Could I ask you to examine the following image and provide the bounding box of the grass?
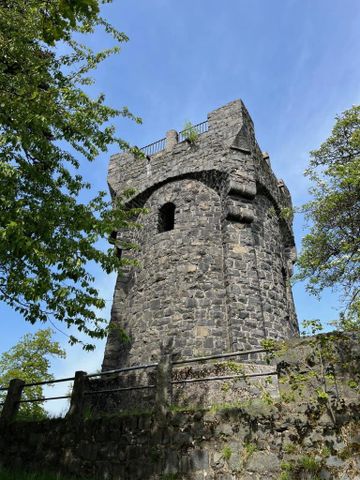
[222,445,232,461]
[244,442,257,456]
[278,455,323,480]
[282,442,297,454]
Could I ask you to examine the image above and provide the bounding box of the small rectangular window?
[158,203,175,232]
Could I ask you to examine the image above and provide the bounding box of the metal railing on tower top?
[140,120,208,157]
[140,137,166,157]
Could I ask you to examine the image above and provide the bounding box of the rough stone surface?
[103,100,299,370]
[86,362,278,414]
[246,451,280,473]
[0,400,359,480]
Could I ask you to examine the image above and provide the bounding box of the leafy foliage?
[0,0,143,348]
[0,329,66,418]
[182,121,199,143]
[296,105,360,328]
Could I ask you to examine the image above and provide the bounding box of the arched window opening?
[109,230,117,244]
[158,202,175,232]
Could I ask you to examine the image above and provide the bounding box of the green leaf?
[0,0,144,349]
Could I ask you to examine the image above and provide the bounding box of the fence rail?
[171,370,277,386]
[140,138,166,157]
[87,362,158,379]
[85,384,156,395]
[0,346,274,423]
[19,395,71,404]
[23,376,76,388]
[173,347,267,365]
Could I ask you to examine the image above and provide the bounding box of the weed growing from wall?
[182,121,199,143]
[222,445,232,461]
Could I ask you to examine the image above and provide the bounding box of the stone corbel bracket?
[225,170,256,223]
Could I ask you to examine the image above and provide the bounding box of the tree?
[296,105,360,329]
[0,1,143,349]
[0,329,66,418]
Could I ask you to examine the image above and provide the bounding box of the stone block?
[246,451,280,473]
[189,449,209,471]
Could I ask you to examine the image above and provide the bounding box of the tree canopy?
[0,0,142,349]
[0,329,66,418]
[297,105,360,328]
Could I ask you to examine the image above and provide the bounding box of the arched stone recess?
[255,182,295,252]
[220,179,298,351]
[125,169,230,211]
[103,177,230,368]
[251,191,298,340]
[254,183,298,335]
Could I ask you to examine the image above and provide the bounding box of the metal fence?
[139,119,209,157]
[140,138,166,157]
[0,346,275,422]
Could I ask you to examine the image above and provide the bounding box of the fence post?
[66,371,88,421]
[155,343,173,418]
[0,378,25,425]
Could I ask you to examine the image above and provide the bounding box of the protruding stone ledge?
[228,180,256,199]
[229,144,251,154]
[262,151,271,166]
[226,199,254,223]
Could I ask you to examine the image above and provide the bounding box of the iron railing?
[139,119,209,157]
[0,346,274,416]
[0,374,76,406]
[84,347,274,397]
[140,137,166,157]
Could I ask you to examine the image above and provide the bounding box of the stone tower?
[102,100,298,370]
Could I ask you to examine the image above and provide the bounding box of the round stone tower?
[102,100,298,370]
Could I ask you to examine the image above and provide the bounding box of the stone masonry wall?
[1,402,359,480]
[103,100,298,370]
[107,178,228,367]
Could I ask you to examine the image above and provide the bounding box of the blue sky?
[1,0,360,413]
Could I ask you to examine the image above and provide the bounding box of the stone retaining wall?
[1,333,359,479]
[0,400,359,479]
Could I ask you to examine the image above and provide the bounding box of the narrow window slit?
[281,267,287,288]
[158,202,175,232]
